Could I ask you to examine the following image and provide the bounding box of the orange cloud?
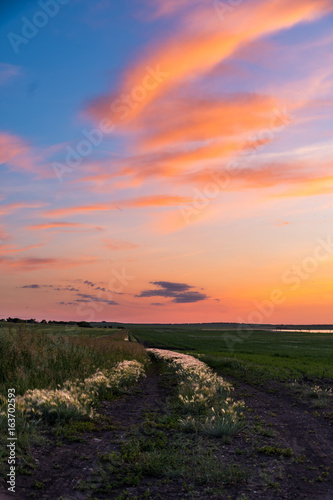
[148,161,333,232]
[137,94,280,150]
[44,195,193,218]
[29,222,88,230]
[181,162,309,190]
[85,0,333,125]
[75,135,274,192]
[277,174,333,198]
[83,0,333,194]
[44,203,120,218]
[27,221,104,233]
[126,195,193,207]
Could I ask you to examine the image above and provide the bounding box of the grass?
[0,323,147,395]
[288,381,332,407]
[2,321,324,498]
[128,324,333,383]
[99,434,247,486]
[91,365,249,497]
[0,323,148,475]
[257,445,293,457]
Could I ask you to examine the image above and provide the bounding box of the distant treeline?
[0,318,125,329]
[1,318,332,330]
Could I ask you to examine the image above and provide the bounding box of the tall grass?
[0,324,147,395]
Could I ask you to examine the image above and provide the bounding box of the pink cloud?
[134,93,280,150]
[0,132,46,174]
[28,221,97,230]
[0,132,29,166]
[0,201,48,216]
[44,195,193,218]
[44,203,121,218]
[85,0,333,127]
[0,243,44,256]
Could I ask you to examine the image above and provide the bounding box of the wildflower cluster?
[148,349,245,438]
[309,385,332,399]
[0,360,145,425]
[290,380,332,407]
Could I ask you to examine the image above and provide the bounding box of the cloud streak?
[1,256,98,272]
[0,201,48,216]
[28,221,103,232]
[76,293,118,306]
[44,195,193,218]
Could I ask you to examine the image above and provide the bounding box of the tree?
[7,317,25,323]
[76,321,92,328]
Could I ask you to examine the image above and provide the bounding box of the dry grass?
[0,324,147,395]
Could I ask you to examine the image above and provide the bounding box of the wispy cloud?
[44,195,193,218]
[20,283,79,291]
[43,203,120,218]
[1,256,98,272]
[86,0,333,126]
[134,93,279,150]
[76,293,118,306]
[0,132,42,174]
[27,221,103,232]
[54,286,80,292]
[28,222,84,230]
[0,201,48,216]
[0,243,44,256]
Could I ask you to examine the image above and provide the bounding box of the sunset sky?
[1,0,333,324]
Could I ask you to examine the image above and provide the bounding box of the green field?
[127,324,333,382]
[0,322,124,338]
